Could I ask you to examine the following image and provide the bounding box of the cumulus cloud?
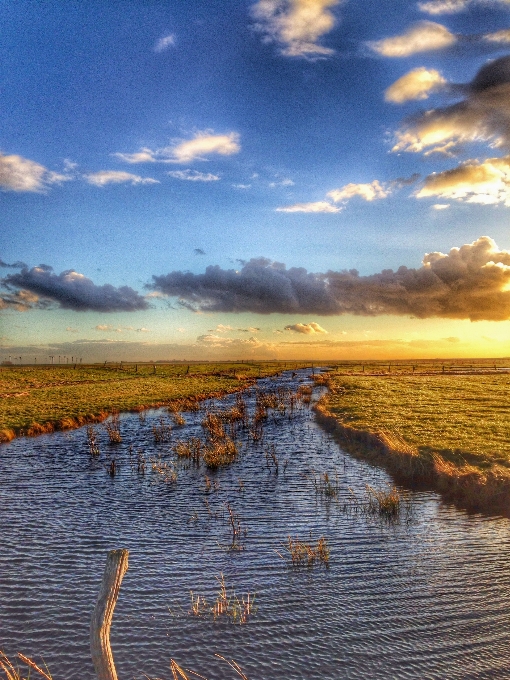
[114,131,240,165]
[276,200,341,212]
[0,152,69,192]
[2,265,149,312]
[284,322,328,334]
[85,171,159,186]
[432,203,451,209]
[149,236,510,321]
[154,34,176,52]
[393,55,510,154]
[251,0,340,58]
[327,180,389,203]
[95,324,113,331]
[385,67,447,104]
[368,21,456,57]
[417,154,510,205]
[167,169,220,181]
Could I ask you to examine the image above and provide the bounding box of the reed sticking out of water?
[0,652,52,680]
[152,417,172,443]
[265,443,279,473]
[313,470,340,498]
[174,437,202,463]
[279,536,330,567]
[365,484,401,518]
[86,424,100,456]
[169,656,250,680]
[189,573,255,625]
[104,413,122,443]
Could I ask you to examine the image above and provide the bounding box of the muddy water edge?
[1,368,509,680]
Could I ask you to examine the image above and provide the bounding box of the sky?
[2,0,510,363]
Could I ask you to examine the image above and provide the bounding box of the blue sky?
[2,0,510,362]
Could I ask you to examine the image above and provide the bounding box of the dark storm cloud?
[394,55,510,154]
[2,265,149,312]
[150,236,510,321]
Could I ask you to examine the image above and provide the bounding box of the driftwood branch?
[90,549,129,680]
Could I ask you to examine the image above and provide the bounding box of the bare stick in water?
[90,549,129,680]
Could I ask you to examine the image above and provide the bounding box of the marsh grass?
[86,424,100,456]
[278,536,330,567]
[365,484,401,518]
[1,361,311,443]
[189,573,256,625]
[0,652,52,680]
[104,413,122,444]
[174,437,202,463]
[152,418,173,443]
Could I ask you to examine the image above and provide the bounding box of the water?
[1,369,510,679]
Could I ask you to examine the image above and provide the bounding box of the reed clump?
[86,424,100,456]
[152,418,173,443]
[365,484,401,518]
[189,573,256,625]
[104,412,122,443]
[279,536,330,567]
[174,437,202,463]
[0,652,52,680]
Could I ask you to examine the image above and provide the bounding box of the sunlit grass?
[0,362,310,442]
[325,373,510,467]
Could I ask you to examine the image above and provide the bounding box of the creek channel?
[1,368,510,679]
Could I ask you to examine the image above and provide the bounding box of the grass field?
[324,373,510,468]
[0,361,309,442]
[316,368,510,513]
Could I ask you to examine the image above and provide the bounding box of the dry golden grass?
[0,652,52,680]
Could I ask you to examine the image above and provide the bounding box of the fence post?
[90,549,129,680]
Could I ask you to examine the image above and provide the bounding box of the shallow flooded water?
[1,369,510,680]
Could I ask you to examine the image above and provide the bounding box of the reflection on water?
[1,370,510,680]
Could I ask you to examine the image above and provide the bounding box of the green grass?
[325,373,510,469]
[0,361,309,440]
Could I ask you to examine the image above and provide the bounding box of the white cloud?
[485,29,510,43]
[114,131,241,165]
[417,155,510,206]
[113,148,157,164]
[284,322,328,334]
[169,131,241,163]
[276,200,341,212]
[270,177,295,187]
[136,327,150,332]
[85,171,159,186]
[167,169,220,181]
[368,21,456,57]
[251,0,340,58]
[154,34,176,52]
[232,183,252,189]
[385,67,447,104]
[419,0,510,13]
[418,0,469,13]
[95,325,113,331]
[327,180,389,203]
[432,203,451,209]
[0,152,70,192]
[209,324,234,333]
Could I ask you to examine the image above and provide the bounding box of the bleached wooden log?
[90,549,129,680]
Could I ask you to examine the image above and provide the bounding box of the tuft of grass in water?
[86,424,100,456]
[189,573,256,625]
[313,470,340,498]
[152,417,173,443]
[174,437,202,463]
[365,484,401,518]
[278,536,330,567]
[0,652,52,680]
[104,412,122,443]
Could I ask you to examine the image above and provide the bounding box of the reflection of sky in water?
[1,370,510,680]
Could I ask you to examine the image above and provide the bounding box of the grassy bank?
[315,372,510,514]
[0,362,309,443]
